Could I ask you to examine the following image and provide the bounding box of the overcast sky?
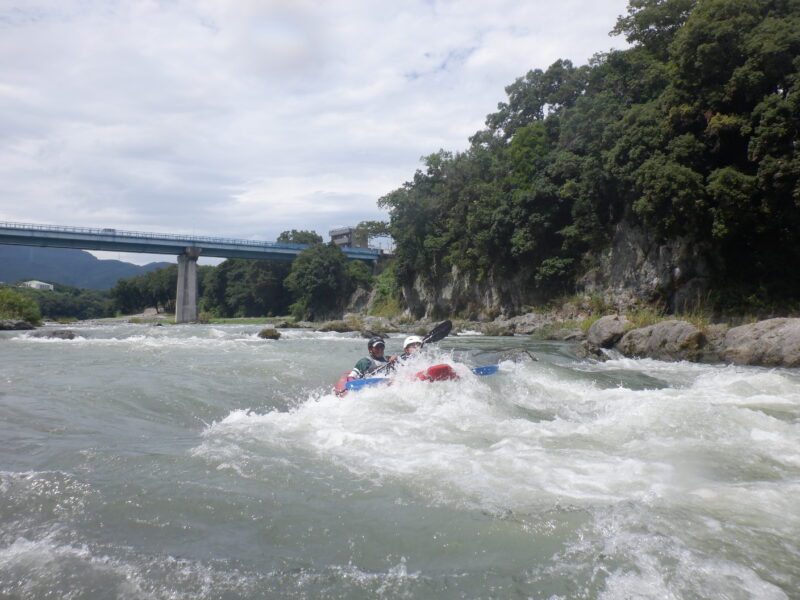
[0,0,630,265]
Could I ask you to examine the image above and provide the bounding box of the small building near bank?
[329,226,367,249]
[19,280,54,291]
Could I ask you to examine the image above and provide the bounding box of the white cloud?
[0,0,630,264]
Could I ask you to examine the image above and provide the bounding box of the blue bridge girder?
[0,221,381,262]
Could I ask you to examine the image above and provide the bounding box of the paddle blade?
[422,320,453,346]
[345,377,390,391]
[472,365,499,376]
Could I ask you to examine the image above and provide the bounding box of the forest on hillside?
[379,0,799,312]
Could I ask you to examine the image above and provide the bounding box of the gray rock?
[616,320,706,362]
[0,320,35,330]
[360,316,402,335]
[318,320,356,333]
[587,315,632,349]
[697,323,728,363]
[497,348,538,362]
[548,327,585,341]
[480,323,515,336]
[257,328,281,340]
[578,222,716,313]
[498,313,555,335]
[29,329,77,340]
[722,318,800,368]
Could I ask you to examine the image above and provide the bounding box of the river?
[1,322,799,599]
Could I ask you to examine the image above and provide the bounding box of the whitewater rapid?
[1,322,798,599]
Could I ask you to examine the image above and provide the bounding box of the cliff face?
[402,267,533,320]
[578,222,717,313]
[400,222,717,317]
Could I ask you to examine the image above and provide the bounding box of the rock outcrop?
[402,266,533,320]
[587,315,632,349]
[396,223,719,319]
[578,223,716,313]
[616,320,706,362]
[584,316,800,368]
[722,318,800,368]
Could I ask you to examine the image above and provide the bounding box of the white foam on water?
[199,354,740,512]
[0,535,154,600]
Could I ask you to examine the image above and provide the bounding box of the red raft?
[334,363,459,397]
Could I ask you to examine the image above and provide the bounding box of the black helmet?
[367,336,385,350]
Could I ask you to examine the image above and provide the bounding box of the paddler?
[347,336,397,381]
[399,335,423,360]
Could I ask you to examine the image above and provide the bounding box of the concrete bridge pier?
[176,247,201,323]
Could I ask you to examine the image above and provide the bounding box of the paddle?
[471,365,499,376]
[421,319,453,347]
[346,364,498,391]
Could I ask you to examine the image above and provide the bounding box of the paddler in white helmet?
[399,335,423,360]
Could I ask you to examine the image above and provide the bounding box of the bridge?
[0,221,381,322]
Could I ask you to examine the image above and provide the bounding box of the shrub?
[0,287,42,325]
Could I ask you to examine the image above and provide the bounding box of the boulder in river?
[587,315,632,349]
[257,328,281,340]
[722,318,800,368]
[29,329,77,340]
[0,319,35,330]
[616,320,706,362]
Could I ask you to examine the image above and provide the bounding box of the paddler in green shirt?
[347,336,397,381]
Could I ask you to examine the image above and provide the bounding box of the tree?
[354,220,391,247]
[0,287,42,324]
[277,230,323,245]
[284,244,358,320]
[377,0,800,309]
[199,260,291,317]
[110,265,177,314]
[611,0,697,59]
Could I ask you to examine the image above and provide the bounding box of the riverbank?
[309,312,800,369]
[8,306,799,369]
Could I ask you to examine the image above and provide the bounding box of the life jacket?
[348,355,390,380]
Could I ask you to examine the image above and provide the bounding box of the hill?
[0,245,173,290]
[379,0,800,318]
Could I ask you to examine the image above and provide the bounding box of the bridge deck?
[0,221,381,261]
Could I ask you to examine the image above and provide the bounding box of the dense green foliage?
[109,245,374,320]
[379,0,800,307]
[369,262,402,316]
[14,285,114,320]
[200,259,292,318]
[0,286,42,324]
[110,265,181,315]
[284,243,373,320]
[277,230,323,244]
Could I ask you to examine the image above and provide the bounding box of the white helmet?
[403,335,423,349]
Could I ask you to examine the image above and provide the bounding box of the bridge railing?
[0,220,382,258]
[0,221,307,250]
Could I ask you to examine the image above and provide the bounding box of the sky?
[0,0,630,265]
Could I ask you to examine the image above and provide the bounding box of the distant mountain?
[0,245,173,290]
